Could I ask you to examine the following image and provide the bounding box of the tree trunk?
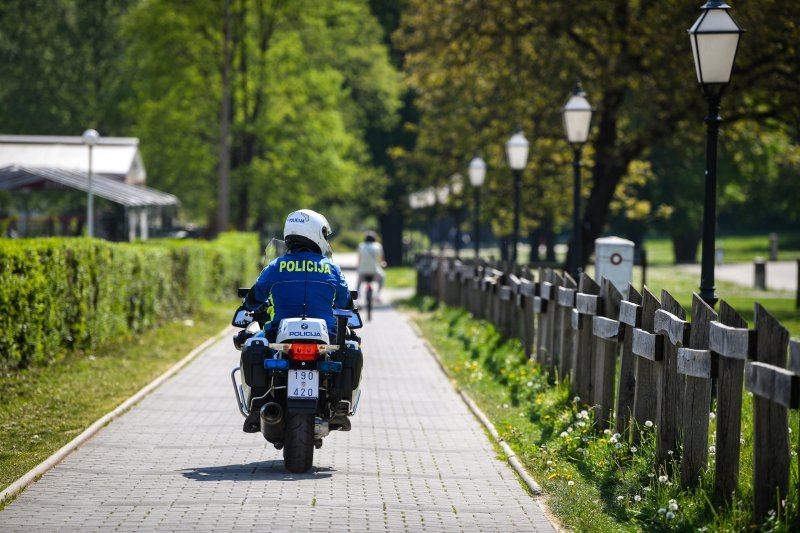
[672,232,700,264]
[379,210,404,266]
[215,0,233,236]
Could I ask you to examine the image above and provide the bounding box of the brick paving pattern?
[1,292,555,532]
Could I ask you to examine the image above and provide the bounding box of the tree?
[0,0,135,135]
[397,0,800,266]
[122,0,401,231]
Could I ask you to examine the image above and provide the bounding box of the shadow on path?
[181,461,334,481]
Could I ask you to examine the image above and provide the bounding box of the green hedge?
[0,233,259,369]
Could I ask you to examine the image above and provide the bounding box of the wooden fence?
[415,253,799,521]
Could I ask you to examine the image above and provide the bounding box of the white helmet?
[283,209,332,256]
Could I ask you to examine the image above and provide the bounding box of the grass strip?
[401,296,799,532]
[0,299,235,498]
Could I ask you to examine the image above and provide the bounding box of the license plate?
[288,370,319,399]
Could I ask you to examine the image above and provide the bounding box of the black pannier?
[329,347,363,401]
[240,341,272,389]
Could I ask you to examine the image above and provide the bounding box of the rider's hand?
[232,306,254,327]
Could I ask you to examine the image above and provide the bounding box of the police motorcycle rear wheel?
[283,411,315,473]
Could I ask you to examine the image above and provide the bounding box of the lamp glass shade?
[562,93,593,144]
[82,129,100,145]
[688,7,743,85]
[435,185,449,204]
[468,157,486,187]
[506,132,529,170]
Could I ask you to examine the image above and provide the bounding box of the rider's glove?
[232,306,254,328]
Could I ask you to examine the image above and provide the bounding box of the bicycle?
[361,274,376,321]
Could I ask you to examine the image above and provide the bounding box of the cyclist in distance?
[356,230,386,303]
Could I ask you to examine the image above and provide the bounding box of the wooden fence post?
[537,269,555,365]
[710,301,752,504]
[520,279,536,359]
[507,274,521,340]
[557,274,578,383]
[615,284,642,438]
[675,294,717,487]
[653,290,687,466]
[572,273,600,402]
[747,303,791,520]
[591,279,623,430]
[631,287,662,445]
[548,271,564,373]
[498,285,513,339]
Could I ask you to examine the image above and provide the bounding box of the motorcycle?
[229,241,364,473]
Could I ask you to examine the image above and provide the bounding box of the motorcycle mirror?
[347,311,363,329]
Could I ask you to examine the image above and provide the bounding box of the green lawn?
[384,266,415,290]
[0,300,235,502]
[644,235,800,266]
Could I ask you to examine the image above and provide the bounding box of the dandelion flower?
[613,433,621,439]
[560,432,569,438]
[615,443,623,449]
[669,502,678,511]
[573,396,580,403]
[527,381,533,387]
[577,421,586,427]
[709,412,716,420]
[567,480,575,486]
[583,449,589,456]
[644,420,653,428]
[503,404,509,408]
[567,427,573,433]
[709,446,716,454]
[546,460,553,466]
[617,496,624,502]
[603,429,611,435]
[667,450,674,456]
[666,512,675,520]
[643,487,651,492]
[634,495,642,502]
[658,508,666,515]
[630,446,638,453]
[658,475,668,483]
[609,436,618,443]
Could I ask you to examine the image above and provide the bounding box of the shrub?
[0,233,259,369]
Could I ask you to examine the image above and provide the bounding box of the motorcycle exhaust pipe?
[260,402,284,443]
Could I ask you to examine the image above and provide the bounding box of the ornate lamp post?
[468,156,486,260]
[561,83,593,279]
[82,129,100,238]
[688,0,744,307]
[505,131,529,265]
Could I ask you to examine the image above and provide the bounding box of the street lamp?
[561,83,593,279]
[688,0,744,307]
[82,128,100,238]
[468,156,486,260]
[506,130,529,265]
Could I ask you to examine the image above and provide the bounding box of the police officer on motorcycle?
[243,208,351,342]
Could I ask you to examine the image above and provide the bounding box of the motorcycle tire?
[283,412,315,473]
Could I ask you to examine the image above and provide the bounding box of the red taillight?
[288,343,320,361]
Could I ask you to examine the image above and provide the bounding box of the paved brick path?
[1,294,555,532]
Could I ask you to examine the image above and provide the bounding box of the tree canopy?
[396,0,800,263]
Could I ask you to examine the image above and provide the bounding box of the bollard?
[754,259,766,290]
[769,233,778,261]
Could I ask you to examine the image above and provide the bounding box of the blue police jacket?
[247,250,350,335]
